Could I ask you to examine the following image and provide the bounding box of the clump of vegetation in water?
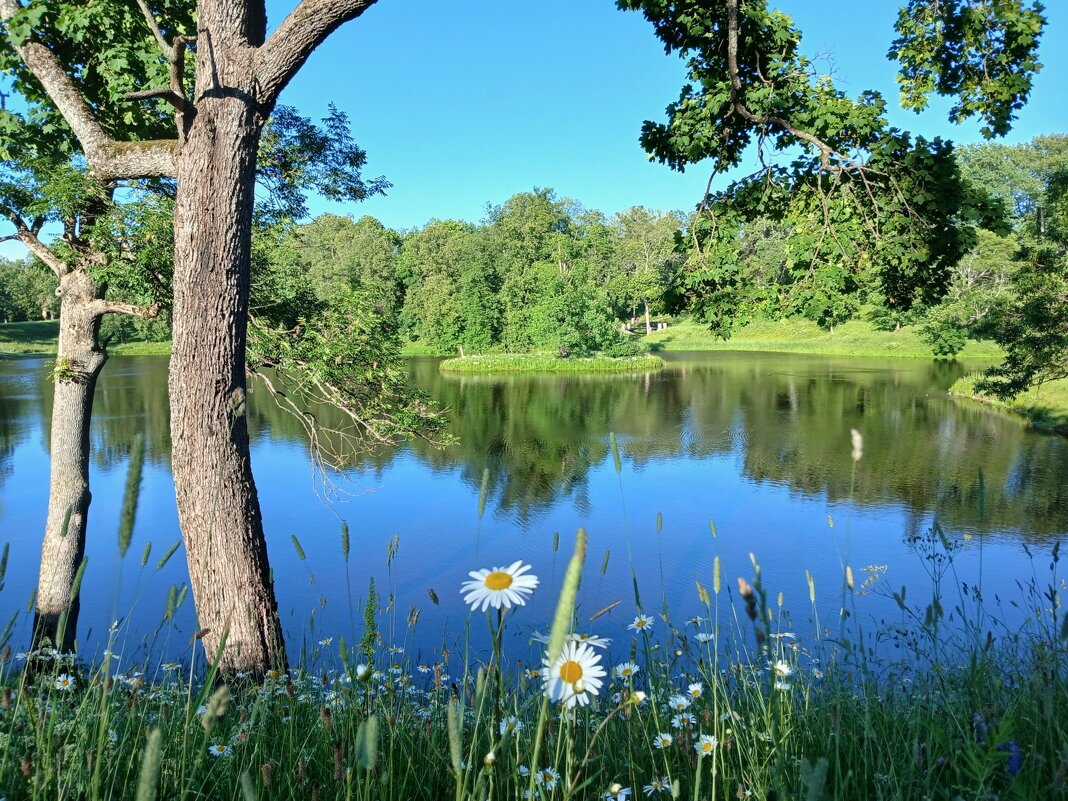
[440,353,665,374]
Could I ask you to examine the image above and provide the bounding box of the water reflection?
[0,352,1064,661]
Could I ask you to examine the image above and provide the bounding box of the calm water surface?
[0,352,1064,665]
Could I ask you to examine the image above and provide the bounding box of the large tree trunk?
[34,270,106,652]
[168,2,286,674]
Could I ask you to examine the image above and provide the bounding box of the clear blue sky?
[264,0,1067,231]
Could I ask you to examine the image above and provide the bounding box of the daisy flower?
[500,715,525,735]
[671,712,696,729]
[615,661,640,680]
[653,732,673,749]
[318,637,333,647]
[541,641,606,708]
[207,744,232,757]
[695,734,718,756]
[774,678,792,691]
[694,632,714,643]
[772,660,793,678]
[628,614,654,633]
[644,776,670,795]
[54,674,75,691]
[571,633,611,649]
[536,766,559,791]
[667,694,691,712]
[687,682,703,698]
[605,784,632,799]
[461,561,539,612]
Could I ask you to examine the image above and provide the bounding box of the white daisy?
[614,661,640,680]
[653,732,673,749]
[671,712,696,729]
[628,614,654,633]
[605,783,632,799]
[536,766,559,790]
[207,743,232,757]
[54,674,75,692]
[570,633,611,649]
[541,641,606,708]
[694,632,714,643]
[774,679,792,691]
[772,660,793,678]
[687,682,703,698]
[667,694,691,712]
[460,560,539,612]
[695,734,718,756]
[318,637,333,647]
[644,776,670,795]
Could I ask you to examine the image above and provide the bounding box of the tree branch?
[16,228,69,278]
[0,0,178,179]
[255,0,379,104]
[134,0,173,61]
[86,299,162,319]
[125,87,187,111]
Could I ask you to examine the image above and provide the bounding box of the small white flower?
[605,783,631,799]
[628,614,654,633]
[54,674,75,692]
[318,637,333,647]
[615,662,640,680]
[667,694,691,712]
[694,632,714,643]
[671,712,696,729]
[687,682,703,698]
[460,561,539,612]
[774,679,792,691]
[695,734,718,756]
[536,766,559,790]
[643,776,670,795]
[772,660,793,679]
[207,744,232,757]
[653,732,673,749]
[570,633,612,649]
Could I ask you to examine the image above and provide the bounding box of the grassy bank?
[949,373,1068,434]
[642,317,1004,359]
[440,352,665,373]
[1,525,1063,801]
[0,320,171,356]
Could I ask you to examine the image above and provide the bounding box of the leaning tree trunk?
[168,4,285,674]
[34,270,106,652]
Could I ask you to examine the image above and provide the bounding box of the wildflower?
[628,614,654,633]
[483,750,496,766]
[318,638,333,647]
[518,764,530,777]
[615,662,640,680]
[265,669,282,681]
[695,734,718,756]
[500,715,525,736]
[605,783,631,799]
[772,660,792,679]
[643,776,670,795]
[667,694,691,712]
[671,712,695,729]
[771,632,798,643]
[694,632,714,643]
[542,641,606,708]
[162,661,180,671]
[687,682,703,698]
[812,668,824,680]
[536,766,559,791]
[686,616,705,626]
[388,645,404,655]
[208,744,232,757]
[417,664,431,674]
[54,674,75,692]
[998,741,1023,776]
[653,732,673,749]
[774,679,792,691]
[611,691,622,704]
[630,690,647,705]
[571,633,611,649]
[461,560,539,612]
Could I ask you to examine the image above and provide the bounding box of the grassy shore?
[642,317,1004,359]
[440,352,665,373]
[949,373,1068,434]
[0,320,171,356]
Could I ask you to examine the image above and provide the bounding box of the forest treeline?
[4,134,1063,372]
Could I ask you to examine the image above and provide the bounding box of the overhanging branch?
[255,0,379,104]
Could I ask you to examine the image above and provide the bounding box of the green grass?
[0,320,170,356]
[440,352,665,373]
[642,317,1005,359]
[949,373,1068,433]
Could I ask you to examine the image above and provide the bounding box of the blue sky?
[263,0,1066,231]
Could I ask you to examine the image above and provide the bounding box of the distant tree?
[610,206,682,333]
[0,256,57,321]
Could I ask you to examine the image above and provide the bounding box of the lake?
[0,352,1065,669]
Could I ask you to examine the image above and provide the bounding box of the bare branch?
[255,0,379,104]
[17,229,69,278]
[125,87,186,111]
[86,299,162,319]
[134,0,174,61]
[0,0,178,179]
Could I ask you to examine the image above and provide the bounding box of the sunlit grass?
[0,320,170,356]
[949,373,1068,433]
[643,317,1005,359]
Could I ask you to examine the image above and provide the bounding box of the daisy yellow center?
[559,660,584,683]
[701,742,713,753]
[484,571,513,590]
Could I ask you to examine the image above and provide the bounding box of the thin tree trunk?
[644,300,652,334]
[34,270,105,652]
[169,3,285,674]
